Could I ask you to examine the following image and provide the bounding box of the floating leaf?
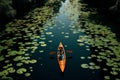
[81,64,89,68]
[25,73,31,77]
[16,63,23,67]
[16,68,27,74]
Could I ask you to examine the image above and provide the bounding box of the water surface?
[26,0,100,80]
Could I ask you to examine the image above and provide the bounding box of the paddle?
[49,50,73,59]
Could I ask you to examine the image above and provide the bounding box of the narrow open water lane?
[29,0,100,80]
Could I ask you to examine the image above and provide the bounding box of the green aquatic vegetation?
[39,50,44,53]
[40,43,47,47]
[0,55,5,62]
[29,59,37,64]
[1,77,13,80]
[64,36,69,38]
[7,51,18,56]
[81,64,89,68]
[23,56,30,60]
[0,46,5,52]
[61,32,65,34]
[78,11,120,78]
[40,37,46,40]
[50,35,54,37]
[41,44,47,47]
[94,66,100,69]
[29,67,33,72]
[91,54,97,58]
[25,73,31,77]
[86,48,90,51]
[0,0,59,79]
[78,43,84,46]
[3,64,12,69]
[46,32,53,35]
[64,45,68,47]
[24,54,30,56]
[80,56,85,59]
[87,56,91,59]
[89,62,95,66]
[16,63,23,67]
[0,70,9,77]
[103,68,108,71]
[104,76,110,80]
[7,67,15,73]
[21,60,30,64]
[116,78,120,80]
[89,66,95,70]
[96,58,102,62]
[16,68,27,74]
[65,32,69,34]
[110,71,118,75]
[48,40,53,43]
[13,56,23,61]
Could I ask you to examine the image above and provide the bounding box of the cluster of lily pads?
[0,0,63,80]
[77,3,120,80]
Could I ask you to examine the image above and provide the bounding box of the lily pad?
[16,63,23,67]
[29,59,37,64]
[16,68,27,74]
[81,64,89,68]
[25,73,31,77]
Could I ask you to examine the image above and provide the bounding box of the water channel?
[26,0,100,80]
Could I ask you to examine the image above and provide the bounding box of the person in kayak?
[58,47,64,60]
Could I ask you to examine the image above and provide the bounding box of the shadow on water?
[60,72,65,77]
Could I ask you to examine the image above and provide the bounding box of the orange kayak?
[57,42,66,72]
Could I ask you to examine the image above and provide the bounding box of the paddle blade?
[49,51,56,55]
[66,50,73,53]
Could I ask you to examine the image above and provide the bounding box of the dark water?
[21,0,101,80]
